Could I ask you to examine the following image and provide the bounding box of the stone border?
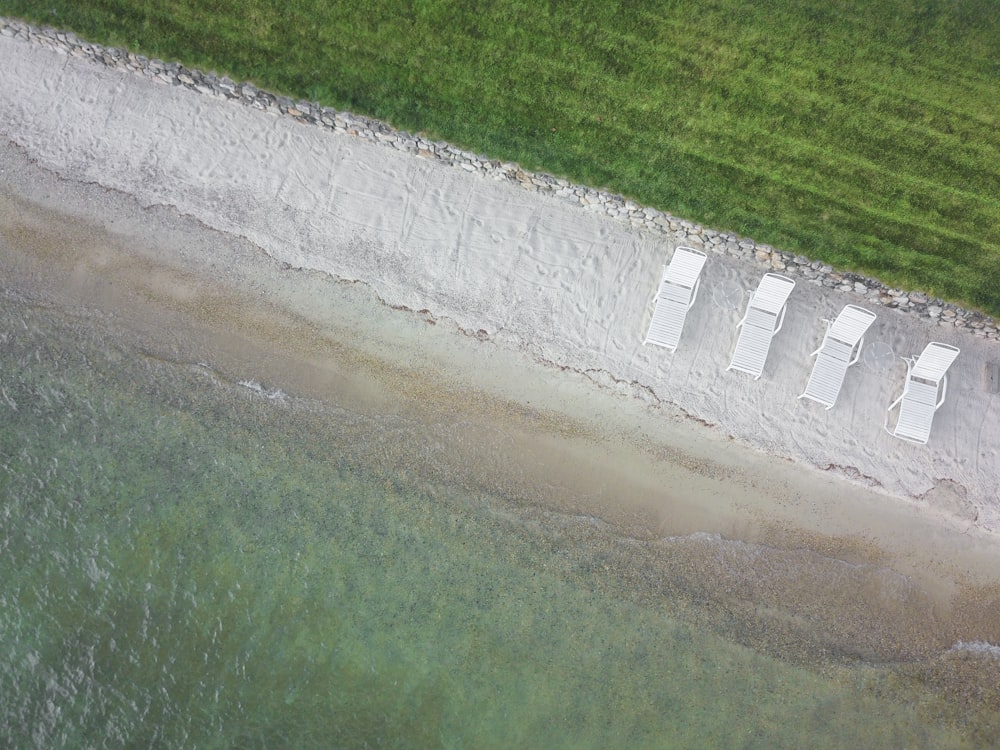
[3,16,997,340]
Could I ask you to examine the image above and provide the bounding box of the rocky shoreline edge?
[2,15,997,340]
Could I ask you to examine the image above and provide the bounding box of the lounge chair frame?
[884,342,960,444]
[726,273,796,380]
[798,305,877,409]
[643,246,708,353]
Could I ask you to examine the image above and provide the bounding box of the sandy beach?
[3,24,1000,673]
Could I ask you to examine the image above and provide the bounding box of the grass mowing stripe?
[684,107,998,209]
[726,130,1000,225]
[645,116,998,254]
[665,66,999,196]
[674,138,992,252]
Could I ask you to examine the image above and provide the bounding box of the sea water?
[0,290,990,749]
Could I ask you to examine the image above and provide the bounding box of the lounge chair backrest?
[911,342,960,382]
[827,305,877,346]
[668,246,708,289]
[749,274,796,315]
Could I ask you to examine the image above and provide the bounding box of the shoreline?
[3,17,1000,670]
[4,136,1000,659]
[2,28,998,525]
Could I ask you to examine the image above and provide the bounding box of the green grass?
[3,0,999,315]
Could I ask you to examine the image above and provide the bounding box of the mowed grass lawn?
[4,0,999,315]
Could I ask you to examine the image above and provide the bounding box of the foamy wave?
[658,531,723,544]
[949,641,1000,659]
[238,379,287,401]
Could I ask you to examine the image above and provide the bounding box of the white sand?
[1,33,998,535]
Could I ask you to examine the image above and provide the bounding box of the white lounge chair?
[643,246,708,352]
[798,305,877,409]
[726,273,796,379]
[885,342,960,444]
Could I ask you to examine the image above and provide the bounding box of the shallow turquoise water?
[0,292,982,748]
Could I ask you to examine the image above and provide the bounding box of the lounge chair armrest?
[884,385,906,435]
[886,361,911,413]
[936,374,948,410]
[886,394,904,413]
[809,323,833,358]
[688,277,701,310]
[734,289,755,328]
[772,304,787,337]
[847,336,864,367]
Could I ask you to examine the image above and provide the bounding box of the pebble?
[2,15,996,340]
